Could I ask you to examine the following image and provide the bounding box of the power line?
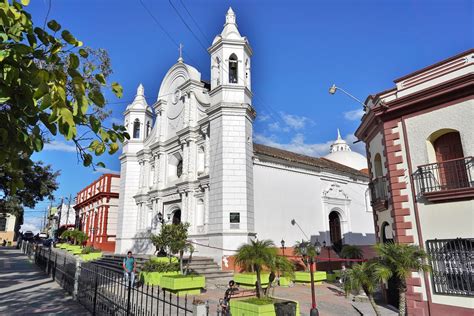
[168,0,208,51]
[138,0,199,66]
[178,0,210,42]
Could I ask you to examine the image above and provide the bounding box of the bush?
[60,229,88,245]
[141,260,180,273]
[81,246,101,254]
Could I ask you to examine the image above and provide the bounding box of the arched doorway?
[329,211,342,250]
[172,209,181,225]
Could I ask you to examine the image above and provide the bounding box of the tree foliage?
[374,243,431,316]
[61,229,87,245]
[235,239,279,298]
[293,240,318,271]
[344,260,392,316]
[0,160,59,224]
[340,244,364,259]
[0,0,129,193]
[150,223,192,274]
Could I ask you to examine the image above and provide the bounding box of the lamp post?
[302,240,321,316]
[280,239,286,256]
[290,219,310,240]
[328,84,368,110]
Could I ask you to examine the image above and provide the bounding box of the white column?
[144,160,150,189]
[204,186,209,233]
[159,153,166,189]
[154,154,160,186]
[188,140,196,180]
[204,133,210,174]
[182,141,189,180]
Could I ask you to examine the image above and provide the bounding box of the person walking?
[123,251,137,287]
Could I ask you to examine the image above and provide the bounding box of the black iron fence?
[415,156,474,194]
[20,242,196,315]
[426,238,473,297]
[369,176,389,204]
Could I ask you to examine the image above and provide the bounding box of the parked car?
[23,231,34,242]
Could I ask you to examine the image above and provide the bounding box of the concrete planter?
[326,270,342,282]
[140,271,180,286]
[294,271,327,284]
[278,276,291,287]
[234,272,270,288]
[79,252,102,262]
[160,275,205,296]
[150,256,178,263]
[230,298,300,316]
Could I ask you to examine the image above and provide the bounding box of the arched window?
[146,121,151,137]
[133,119,140,139]
[176,159,183,178]
[374,153,383,177]
[172,209,181,225]
[229,54,238,84]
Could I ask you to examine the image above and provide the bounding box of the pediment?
[322,183,349,200]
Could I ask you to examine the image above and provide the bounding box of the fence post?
[73,259,81,300]
[126,277,132,315]
[93,267,99,316]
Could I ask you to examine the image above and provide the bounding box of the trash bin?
[274,301,297,316]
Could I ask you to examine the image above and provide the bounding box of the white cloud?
[344,108,364,121]
[43,140,77,153]
[94,167,120,175]
[20,216,44,234]
[254,132,366,157]
[280,112,311,130]
[257,113,270,122]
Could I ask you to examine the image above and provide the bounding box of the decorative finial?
[226,7,236,24]
[337,128,342,140]
[137,83,144,96]
[178,43,184,63]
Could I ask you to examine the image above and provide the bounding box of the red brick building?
[74,174,120,252]
[356,49,473,315]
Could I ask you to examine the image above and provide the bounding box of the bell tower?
[205,8,256,263]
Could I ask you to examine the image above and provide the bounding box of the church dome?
[324,129,368,171]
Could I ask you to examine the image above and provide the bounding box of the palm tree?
[340,244,363,260]
[374,243,431,316]
[344,260,391,316]
[235,239,277,298]
[293,240,317,271]
[267,254,295,296]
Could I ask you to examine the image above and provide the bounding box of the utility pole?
[57,197,64,234]
[66,194,72,228]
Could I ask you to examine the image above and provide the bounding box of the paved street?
[0,247,89,316]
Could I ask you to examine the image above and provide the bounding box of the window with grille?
[426,238,473,297]
[0,217,6,231]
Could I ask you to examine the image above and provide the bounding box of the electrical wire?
[168,0,208,51]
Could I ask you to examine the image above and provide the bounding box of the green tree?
[340,245,363,260]
[150,222,192,274]
[266,254,294,296]
[235,239,278,298]
[0,160,59,228]
[344,260,391,315]
[0,0,128,193]
[293,240,318,271]
[375,243,431,316]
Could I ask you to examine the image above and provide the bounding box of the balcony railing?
[416,157,474,193]
[369,177,389,210]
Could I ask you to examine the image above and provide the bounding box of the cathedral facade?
[115,8,375,263]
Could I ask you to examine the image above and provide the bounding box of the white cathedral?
[116,8,375,264]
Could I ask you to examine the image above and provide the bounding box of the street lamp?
[290,219,310,240]
[309,240,322,316]
[328,84,368,111]
[280,239,286,256]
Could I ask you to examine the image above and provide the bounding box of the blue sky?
[22,0,473,232]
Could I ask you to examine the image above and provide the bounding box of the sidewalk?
[0,247,89,315]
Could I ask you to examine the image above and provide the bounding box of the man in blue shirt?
[123,251,136,286]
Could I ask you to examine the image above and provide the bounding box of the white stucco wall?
[253,161,375,248]
[405,100,474,309]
